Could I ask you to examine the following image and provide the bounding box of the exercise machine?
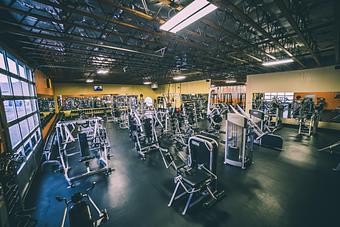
[168,134,224,215]
[182,102,199,129]
[56,182,108,227]
[249,109,266,145]
[231,105,284,150]
[264,97,284,132]
[224,113,254,169]
[318,139,340,171]
[56,118,112,186]
[158,134,188,173]
[207,104,227,134]
[294,97,321,136]
[129,101,160,159]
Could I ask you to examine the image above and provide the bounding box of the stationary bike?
[56,182,108,227]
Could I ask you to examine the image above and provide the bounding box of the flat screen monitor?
[93,85,103,91]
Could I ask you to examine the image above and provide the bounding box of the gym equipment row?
[38,97,55,112]
[112,94,295,215]
[113,97,225,215]
[208,86,246,114]
[58,96,112,111]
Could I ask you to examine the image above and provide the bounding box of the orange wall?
[35,70,54,96]
[42,114,56,140]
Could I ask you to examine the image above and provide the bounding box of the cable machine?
[224,113,254,169]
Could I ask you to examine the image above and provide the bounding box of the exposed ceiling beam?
[21,46,174,68]
[3,26,164,58]
[212,0,305,68]
[274,0,320,66]
[31,0,233,66]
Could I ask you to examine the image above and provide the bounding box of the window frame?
[0,47,42,172]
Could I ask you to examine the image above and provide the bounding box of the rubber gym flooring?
[27,123,340,227]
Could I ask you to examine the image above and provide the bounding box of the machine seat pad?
[182,169,210,187]
[173,158,186,169]
[140,140,158,147]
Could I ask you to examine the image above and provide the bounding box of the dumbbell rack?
[0,154,35,226]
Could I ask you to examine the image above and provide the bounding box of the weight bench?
[168,134,224,215]
[78,133,95,163]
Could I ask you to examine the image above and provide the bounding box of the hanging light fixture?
[160,0,217,33]
[173,75,186,81]
[262,59,294,66]
[97,68,109,74]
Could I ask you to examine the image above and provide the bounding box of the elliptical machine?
[56,182,108,227]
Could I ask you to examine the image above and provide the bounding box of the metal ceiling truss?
[0,0,335,84]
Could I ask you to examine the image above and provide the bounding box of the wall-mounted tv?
[93,85,103,91]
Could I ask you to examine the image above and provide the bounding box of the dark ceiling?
[0,0,337,84]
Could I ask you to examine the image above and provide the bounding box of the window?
[11,77,23,96]
[14,146,25,162]
[1,48,41,170]
[15,100,26,118]
[35,129,41,142]
[22,81,30,96]
[32,99,37,112]
[24,100,32,114]
[33,113,39,127]
[27,116,34,131]
[18,64,25,79]
[19,119,30,139]
[32,85,36,96]
[31,134,37,148]
[23,141,32,156]
[0,52,6,70]
[4,100,17,122]
[28,69,32,81]
[9,123,22,148]
[7,57,17,74]
[29,83,34,96]
[0,73,11,95]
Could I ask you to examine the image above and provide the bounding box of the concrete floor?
[27,123,340,227]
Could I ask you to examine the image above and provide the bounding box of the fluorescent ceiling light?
[262,59,294,66]
[160,0,217,33]
[170,4,217,33]
[173,75,186,81]
[143,81,152,85]
[225,79,237,84]
[265,53,277,60]
[86,79,94,83]
[246,54,262,62]
[97,69,109,74]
